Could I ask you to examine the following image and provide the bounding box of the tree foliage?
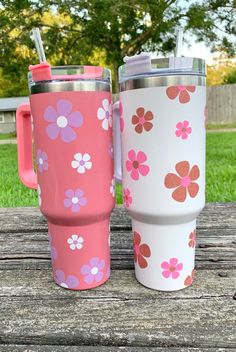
[0,0,235,95]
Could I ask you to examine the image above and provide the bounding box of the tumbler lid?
[119,53,206,83]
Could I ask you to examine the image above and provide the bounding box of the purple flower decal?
[55,269,79,289]
[44,99,83,143]
[48,232,57,262]
[81,257,105,284]
[36,150,48,173]
[63,188,87,212]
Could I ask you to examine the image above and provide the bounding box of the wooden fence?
[207,84,236,124]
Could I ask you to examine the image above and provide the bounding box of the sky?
[182,41,213,64]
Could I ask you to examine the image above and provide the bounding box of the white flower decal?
[110,178,115,198]
[67,234,84,250]
[71,153,92,174]
[97,99,112,131]
[37,184,42,206]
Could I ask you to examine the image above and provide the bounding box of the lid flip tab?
[124,52,152,77]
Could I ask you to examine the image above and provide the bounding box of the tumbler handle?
[16,103,38,189]
[112,101,122,183]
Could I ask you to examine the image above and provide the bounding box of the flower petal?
[175,129,182,137]
[133,231,141,246]
[67,111,83,127]
[85,161,92,170]
[135,123,143,134]
[84,274,94,284]
[138,164,150,176]
[83,153,90,161]
[102,118,109,130]
[128,149,136,162]
[74,153,82,161]
[131,168,139,180]
[166,86,179,100]
[138,254,148,268]
[175,161,190,177]
[71,160,79,169]
[143,122,153,132]
[175,263,183,271]
[61,126,76,143]
[172,186,187,202]
[57,99,72,116]
[46,123,60,140]
[181,132,188,140]
[95,271,103,282]
[97,259,105,270]
[65,189,74,198]
[188,182,199,198]
[81,264,90,275]
[144,111,153,121]
[64,198,72,208]
[90,257,99,266]
[97,107,105,120]
[189,165,200,181]
[169,258,178,266]
[172,271,180,279]
[136,107,145,117]
[162,270,171,278]
[44,106,57,122]
[176,122,183,129]
[102,99,109,111]
[41,152,48,160]
[183,120,189,128]
[164,173,181,188]
[161,261,169,269]
[184,275,192,286]
[179,90,190,104]
[78,197,87,206]
[186,86,196,92]
[136,151,147,163]
[66,275,79,288]
[139,244,151,257]
[56,269,65,283]
[126,160,133,172]
[71,204,80,212]
[132,115,139,125]
[77,165,85,173]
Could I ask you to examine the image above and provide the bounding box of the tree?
[0,0,236,95]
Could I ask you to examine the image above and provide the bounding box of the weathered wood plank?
[0,228,235,270]
[0,269,235,348]
[0,203,236,233]
[0,346,235,352]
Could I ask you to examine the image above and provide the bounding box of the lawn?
[0,131,236,207]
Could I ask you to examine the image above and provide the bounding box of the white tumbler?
[114,54,206,291]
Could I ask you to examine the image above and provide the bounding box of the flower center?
[73,240,78,244]
[91,266,98,275]
[38,157,43,165]
[80,160,85,166]
[139,116,145,124]
[182,127,186,132]
[177,85,186,92]
[57,115,68,128]
[72,196,79,204]
[133,160,139,169]
[134,244,140,255]
[181,176,191,187]
[61,282,68,288]
[105,111,110,119]
[169,266,176,272]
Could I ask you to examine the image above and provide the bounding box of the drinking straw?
[31,28,47,63]
[175,28,183,57]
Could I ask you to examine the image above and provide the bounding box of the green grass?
[0,132,236,207]
[0,132,16,140]
[206,123,236,130]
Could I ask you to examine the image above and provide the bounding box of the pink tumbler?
[17,65,114,290]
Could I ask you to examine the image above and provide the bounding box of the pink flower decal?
[166,85,196,104]
[184,269,195,286]
[132,107,153,134]
[188,230,196,248]
[134,231,151,269]
[81,257,105,284]
[123,188,132,208]
[63,188,87,212]
[55,269,79,289]
[120,101,124,133]
[36,150,48,173]
[44,99,83,143]
[164,161,200,202]
[175,121,192,140]
[161,258,183,279]
[126,150,150,180]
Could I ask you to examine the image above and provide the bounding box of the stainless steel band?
[30,80,111,95]
[119,75,206,92]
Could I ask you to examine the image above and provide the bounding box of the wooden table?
[0,204,235,351]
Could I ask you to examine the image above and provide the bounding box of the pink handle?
[16,103,37,189]
[112,101,122,183]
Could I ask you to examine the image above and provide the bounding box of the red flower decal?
[164,161,200,202]
[166,85,196,104]
[132,107,153,134]
[133,231,151,269]
[184,269,195,286]
[188,230,196,248]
